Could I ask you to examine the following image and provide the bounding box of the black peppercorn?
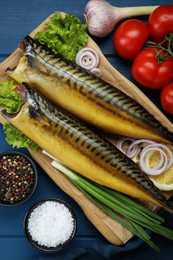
[0,154,35,204]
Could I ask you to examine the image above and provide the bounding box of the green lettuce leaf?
[34,11,88,61]
[0,80,38,150]
[0,80,24,114]
[3,122,38,151]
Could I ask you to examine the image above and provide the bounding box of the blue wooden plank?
[0,0,172,55]
[0,55,9,63]
[0,237,105,260]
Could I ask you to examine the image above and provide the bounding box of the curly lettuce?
[0,80,24,114]
[0,80,38,150]
[34,11,88,61]
[3,122,38,151]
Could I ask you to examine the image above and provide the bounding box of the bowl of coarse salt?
[24,198,77,253]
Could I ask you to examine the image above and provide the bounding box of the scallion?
[42,151,173,252]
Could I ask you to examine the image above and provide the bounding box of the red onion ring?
[76,47,99,70]
[140,146,168,176]
[116,137,135,154]
[126,139,156,158]
[116,138,173,176]
[142,144,173,172]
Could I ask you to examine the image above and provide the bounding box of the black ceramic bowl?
[24,198,77,253]
[0,151,38,206]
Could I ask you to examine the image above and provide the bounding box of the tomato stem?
[145,33,173,58]
[155,50,166,64]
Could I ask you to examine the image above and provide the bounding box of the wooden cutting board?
[0,13,173,245]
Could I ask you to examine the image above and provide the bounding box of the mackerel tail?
[9,35,173,145]
[1,82,173,213]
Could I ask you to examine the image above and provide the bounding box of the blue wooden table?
[1,0,173,259]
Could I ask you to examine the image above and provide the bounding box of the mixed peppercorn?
[0,154,35,204]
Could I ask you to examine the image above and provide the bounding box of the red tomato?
[113,19,149,60]
[148,5,173,43]
[160,81,173,115]
[132,48,173,89]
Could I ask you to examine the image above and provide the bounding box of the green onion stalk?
[43,150,173,252]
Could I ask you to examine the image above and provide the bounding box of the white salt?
[27,201,75,247]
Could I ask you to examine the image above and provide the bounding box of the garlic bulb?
[84,0,158,37]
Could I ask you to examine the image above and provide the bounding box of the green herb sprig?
[51,159,173,252]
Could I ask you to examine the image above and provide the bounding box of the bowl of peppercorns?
[0,151,38,206]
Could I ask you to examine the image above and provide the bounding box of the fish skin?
[7,36,173,144]
[1,82,173,212]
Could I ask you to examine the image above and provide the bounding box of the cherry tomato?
[113,19,149,60]
[148,5,173,43]
[132,48,173,89]
[160,81,173,115]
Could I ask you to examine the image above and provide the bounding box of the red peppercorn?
[0,154,35,204]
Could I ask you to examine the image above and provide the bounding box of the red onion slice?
[140,146,168,175]
[116,137,135,155]
[76,47,99,70]
[116,137,173,176]
[144,144,173,171]
[139,144,173,175]
[126,139,156,158]
[90,67,102,77]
